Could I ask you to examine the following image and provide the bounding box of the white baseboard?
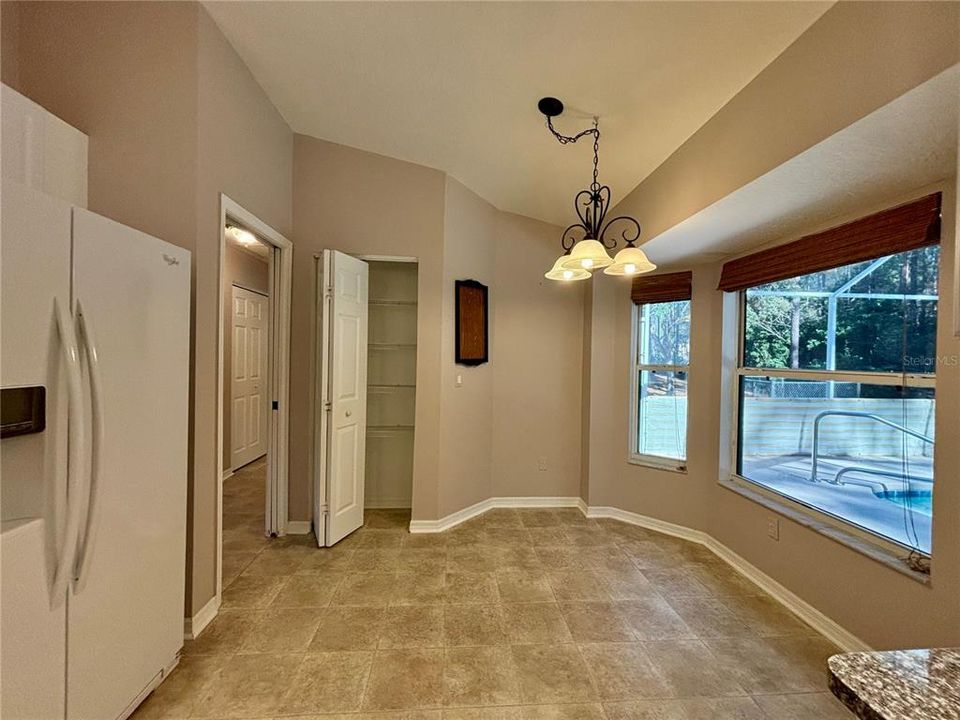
[409,498,492,533]
[365,501,413,510]
[221,469,234,482]
[285,520,312,535]
[407,496,869,652]
[408,496,582,534]
[586,505,870,653]
[585,505,709,544]
[183,595,219,641]
[704,537,871,653]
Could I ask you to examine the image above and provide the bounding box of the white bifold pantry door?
[314,250,368,547]
[231,285,269,470]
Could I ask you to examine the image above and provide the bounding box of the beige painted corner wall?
[612,1,960,245]
[1,1,199,251]
[291,145,585,523]
[291,135,447,523]
[436,182,586,513]
[439,178,496,516]
[492,211,584,499]
[221,246,270,470]
[3,1,294,615]
[194,7,293,615]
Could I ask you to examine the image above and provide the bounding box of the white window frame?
[727,280,936,557]
[628,300,689,472]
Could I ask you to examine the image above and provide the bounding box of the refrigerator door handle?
[73,298,104,592]
[52,297,88,603]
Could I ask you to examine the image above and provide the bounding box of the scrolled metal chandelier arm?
[560,223,587,253]
[600,215,642,247]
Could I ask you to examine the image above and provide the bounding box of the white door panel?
[317,250,368,546]
[231,286,268,470]
[68,207,190,720]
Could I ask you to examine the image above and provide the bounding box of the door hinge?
[272,400,279,410]
[323,401,332,412]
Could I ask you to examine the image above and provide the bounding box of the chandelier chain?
[591,118,600,192]
[545,116,602,193]
[539,96,653,280]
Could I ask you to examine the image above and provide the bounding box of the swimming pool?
[880,490,933,516]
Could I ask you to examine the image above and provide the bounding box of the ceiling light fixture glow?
[544,254,590,282]
[227,225,258,246]
[538,97,656,283]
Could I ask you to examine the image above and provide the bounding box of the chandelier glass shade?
[604,244,656,276]
[538,97,656,282]
[562,239,614,270]
[544,254,591,281]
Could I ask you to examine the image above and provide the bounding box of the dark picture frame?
[455,279,488,365]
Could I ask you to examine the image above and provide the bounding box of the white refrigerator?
[1,180,191,720]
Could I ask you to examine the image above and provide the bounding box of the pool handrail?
[809,410,934,485]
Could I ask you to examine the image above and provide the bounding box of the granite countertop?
[829,648,960,720]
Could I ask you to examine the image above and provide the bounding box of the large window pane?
[640,300,691,366]
[743,247,939,373]
[638,370,687,460]
[738,376,933,552]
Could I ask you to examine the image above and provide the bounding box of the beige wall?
[291,145,585,522]
[439,178,496,516]
[221,245,270,470]
[492,211,584,499]
[292,135,447,522]
[612,1,960,244]
[2,1,199,251]
[193,7,293,612]
[3,1,294,615]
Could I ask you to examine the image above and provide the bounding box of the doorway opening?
[313,254,418,547]
[216,194,292,603]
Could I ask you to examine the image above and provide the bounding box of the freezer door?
[67,208,190,720]
[0,181,70,720]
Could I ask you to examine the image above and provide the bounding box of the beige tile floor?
[133,460,853,719]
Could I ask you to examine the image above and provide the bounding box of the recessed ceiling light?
[227,225,258,246]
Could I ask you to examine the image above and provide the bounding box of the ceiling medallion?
[539,97,656,282]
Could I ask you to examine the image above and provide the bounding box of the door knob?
[345,410,352,417]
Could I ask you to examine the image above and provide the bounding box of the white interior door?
[231,286,268,470]
[316,250,368,546]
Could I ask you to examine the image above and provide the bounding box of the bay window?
[721,194,942,558]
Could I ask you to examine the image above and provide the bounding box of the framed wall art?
[455,279,488,365]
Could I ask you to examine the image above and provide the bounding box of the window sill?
[627,454,688,474]
[719,476,931,586]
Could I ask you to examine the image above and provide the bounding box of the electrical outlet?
[767,517,780,541]
[537,457,548,471]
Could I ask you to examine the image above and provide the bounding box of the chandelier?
[539,97,656,282]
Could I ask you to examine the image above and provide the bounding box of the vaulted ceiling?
[204,1,832,226]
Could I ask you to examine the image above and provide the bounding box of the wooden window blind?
[718,193,941,292]
[631,271,693,305]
